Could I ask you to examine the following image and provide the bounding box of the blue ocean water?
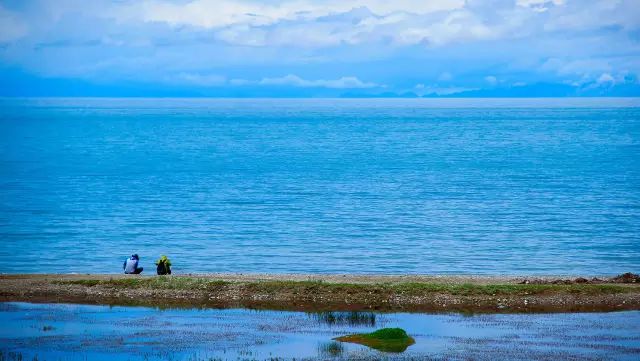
[0,98,639,274]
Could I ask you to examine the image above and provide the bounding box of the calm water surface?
[0,98,639,274]
[1,302,639,361]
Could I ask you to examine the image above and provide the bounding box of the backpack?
[156,260,170,275]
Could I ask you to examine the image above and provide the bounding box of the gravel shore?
[1,273,639,313]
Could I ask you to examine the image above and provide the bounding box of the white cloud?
[596,73,615,84]
[371,8,501,47]
[102,0,521,48]
[1,0,638,94]
[174,73,227,86]
[543,1,640,32]
[484,75,498,85]
[112,0,465,29]
[438,72,453,81]
[257,74,380,88]
[229,78,251,86]
[517,0,565,13]
[593,72,636,86]
[0,5,28,43]
[15,0,640,51]
[539,58,632,82]
[417,85,477,95]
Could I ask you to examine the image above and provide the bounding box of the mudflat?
[1,273,639,313]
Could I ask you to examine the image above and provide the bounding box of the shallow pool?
[1,302,639,360]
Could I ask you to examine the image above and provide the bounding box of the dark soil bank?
[1,273,639,313]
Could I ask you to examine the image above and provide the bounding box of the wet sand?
[1,273,639,313]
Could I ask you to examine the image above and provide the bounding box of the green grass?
[245,280,634,296]
[334,328,415,352]
[367,328,411,339]
[55,277,230,291]
[55,277,635,296]
[388,282,633,296]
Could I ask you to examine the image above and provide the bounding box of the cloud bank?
[0,0,639,96]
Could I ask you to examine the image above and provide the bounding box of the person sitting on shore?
[155,255,172,275]
[123,254,143,274]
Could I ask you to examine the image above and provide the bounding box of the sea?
[0,97,638,275]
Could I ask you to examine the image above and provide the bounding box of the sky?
[1,0,639,97]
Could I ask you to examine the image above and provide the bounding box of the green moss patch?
[334,328,415,352]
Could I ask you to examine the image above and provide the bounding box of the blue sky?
[1,0,639,97]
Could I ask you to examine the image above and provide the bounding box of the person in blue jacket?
[123,254,143,274]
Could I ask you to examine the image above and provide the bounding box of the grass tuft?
[334,327,415,352]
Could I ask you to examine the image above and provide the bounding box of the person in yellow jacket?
[155,255,172,275]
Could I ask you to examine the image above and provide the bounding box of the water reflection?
[316,341,344,357]
[3,303,640,361]
[334,328,415,353]
[309,311,376,326]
